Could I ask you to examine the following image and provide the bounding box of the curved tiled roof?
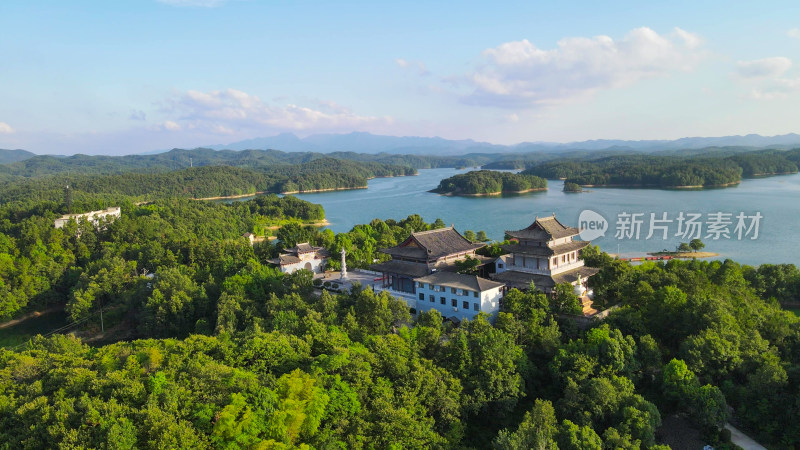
[491,266,600,291]
[506,215,579,240]
[501,240,590,257]
[380,227,484,260]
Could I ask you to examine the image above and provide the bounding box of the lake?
[234,168,800,266]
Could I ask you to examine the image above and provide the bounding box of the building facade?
[491,215,598,294]
[370,227,504,320]
[268,243,329,274]
[54,207,121,229]
[414,272,504,321]
[370,227,485,295]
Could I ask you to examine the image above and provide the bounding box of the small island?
[431,170,547,196]
[563,181,583,193]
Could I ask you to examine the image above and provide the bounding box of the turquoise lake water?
[240,168,800,266]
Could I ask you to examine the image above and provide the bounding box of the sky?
[1,0,800,155]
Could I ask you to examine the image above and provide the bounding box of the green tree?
[689,238,705,251]
[551,283,583,315]
[493,399,558,449]
[557,419,603,450]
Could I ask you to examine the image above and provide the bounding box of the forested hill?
[523,151,799,188]
[4,145,800,179]
[432,170,547,195]
[0,149,36,164]
[0,158,415,211]
[0,147,482,178]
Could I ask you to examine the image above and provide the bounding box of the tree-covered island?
[522,151,799,189]
[431,170,547,196]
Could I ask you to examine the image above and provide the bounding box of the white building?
[413,271,504,321]
[54,207,121,229]
[268,243,329,274]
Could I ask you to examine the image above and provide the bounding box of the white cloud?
[0,122,15,134]
[788,28,800,39]
[157,0,229,6]
[734,57,800,100]
[746,77,800,100]
[736,57,792,79]
[396,58,430,76]
[164,88,392,134]
[461,27,707,108]
[162,120,181,131]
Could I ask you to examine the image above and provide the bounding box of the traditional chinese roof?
[380,227,484,261]
[500,240,590,257]
[506,215,580,241]
[491,266,600,291]
[369,260,431,277]
[267,254,302,265]
[292,243,317,254]
[267,243,329,267]
[415,271,504,292]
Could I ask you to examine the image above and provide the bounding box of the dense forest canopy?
[0,148,480,178]
[1,191,800,448]
[432,170,547,195]
[0,159,415,211]
[3,143,800,447]
[522,150,799,188]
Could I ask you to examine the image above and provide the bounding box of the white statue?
[340,247,348,280]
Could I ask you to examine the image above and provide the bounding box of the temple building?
[370,227,504,319]
[492,215,598,295]
[268,243,329,274]
[370,227,485,294]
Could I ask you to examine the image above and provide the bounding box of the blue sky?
[1,0,800,154]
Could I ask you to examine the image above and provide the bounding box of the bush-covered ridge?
[432,170,547,195]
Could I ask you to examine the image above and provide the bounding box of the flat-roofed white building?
[54,207,121,229]
[414,271,504,321]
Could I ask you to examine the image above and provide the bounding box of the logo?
[579,209,608,241]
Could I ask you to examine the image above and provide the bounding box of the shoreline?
[262,219,331,230]
[195,185,370,200]
[578,182,740,189]
[194,191,270,201]
[648,251,719,258]
[281,186,367,194]
[432,187,547,196]
[748,171,799,177]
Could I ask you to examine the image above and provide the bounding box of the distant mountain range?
[4,133,800,162]
[204,132,800,155]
